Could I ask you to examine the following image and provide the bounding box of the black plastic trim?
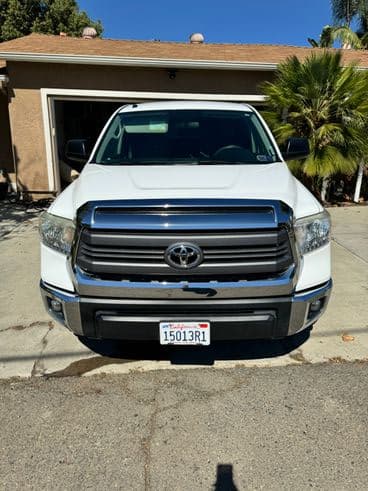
[79,296,292,340]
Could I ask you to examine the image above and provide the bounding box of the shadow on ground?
[78,329,311,366]
[214,464,238,491]
[0,198,51,239]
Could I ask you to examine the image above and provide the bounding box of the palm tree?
[330,0,368,47]
[261,52,368,202]
[308,24,362,48]
[308,1,364,49]
[308,2,368,201]
[331,0,368,201]
[331,0,360,26]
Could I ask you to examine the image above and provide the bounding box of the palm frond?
[303,146,358,177]
[307,37,320,48]
[261,50,368,178]
[331,25,362,48]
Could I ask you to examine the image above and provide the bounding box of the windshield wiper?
[95,160,202,165]
[196,159,260,165]
[94,160,167,165]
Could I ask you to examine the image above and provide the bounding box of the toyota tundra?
[40,101,332,346]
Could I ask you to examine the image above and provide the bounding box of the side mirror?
[282,137,309,161]
[65,139,90,164]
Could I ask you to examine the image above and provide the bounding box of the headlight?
[294,210,330,255]
[39,212,75,255]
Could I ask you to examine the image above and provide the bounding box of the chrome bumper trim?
[288,279,333,335]
[73,265,297,299]
[40,279,332,339]
[40,281,83,335]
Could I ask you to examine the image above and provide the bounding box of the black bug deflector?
[77,199,293,231]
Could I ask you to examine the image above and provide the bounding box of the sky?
[78,0,332,46]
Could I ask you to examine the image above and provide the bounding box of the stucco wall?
[7,61,274,193]
[8,87,49,192]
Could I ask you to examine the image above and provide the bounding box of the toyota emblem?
[164,242,203,269]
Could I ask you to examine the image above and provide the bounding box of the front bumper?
[40,279,332,341]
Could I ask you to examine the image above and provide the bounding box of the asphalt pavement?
[1,363,368,490]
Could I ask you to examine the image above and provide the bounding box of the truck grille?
[76,228,294,281]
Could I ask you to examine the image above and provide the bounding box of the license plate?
[159,321,210,345]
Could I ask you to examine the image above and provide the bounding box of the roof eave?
[0,52,278,71]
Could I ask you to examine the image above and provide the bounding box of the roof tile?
[1,33,368,67]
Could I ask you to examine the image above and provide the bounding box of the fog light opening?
[308,297,325,320]
[50,299,62,313]
[47,298,65,322]
[310,299,322,313]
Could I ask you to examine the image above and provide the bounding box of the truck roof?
[118,100,253,113]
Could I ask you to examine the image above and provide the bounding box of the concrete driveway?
[0,205,367,379]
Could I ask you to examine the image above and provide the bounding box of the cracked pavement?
[1,363,368,489]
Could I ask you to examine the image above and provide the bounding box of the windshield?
[93,109,279,165]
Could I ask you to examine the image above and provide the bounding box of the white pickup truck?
[40,101,332,345]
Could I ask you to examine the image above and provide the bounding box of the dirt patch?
[45,356,134,378]
[1,321,53,333]
[289,350,310,364]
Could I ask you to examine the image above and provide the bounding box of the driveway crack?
[141,386,160,491]
[31,323,54,377]
[0,320,52,333]
[332,238,368,264]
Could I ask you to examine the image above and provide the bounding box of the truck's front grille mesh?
[76,228,294,281]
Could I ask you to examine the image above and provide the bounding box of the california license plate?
[159,321,210,345]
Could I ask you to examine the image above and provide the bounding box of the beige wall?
[8,87,49,192]
[7,61,274,193]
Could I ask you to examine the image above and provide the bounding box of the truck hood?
[49,162,322,220]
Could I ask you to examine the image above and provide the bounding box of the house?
[1,32,368,197]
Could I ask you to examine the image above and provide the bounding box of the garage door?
[53,99,132,190]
